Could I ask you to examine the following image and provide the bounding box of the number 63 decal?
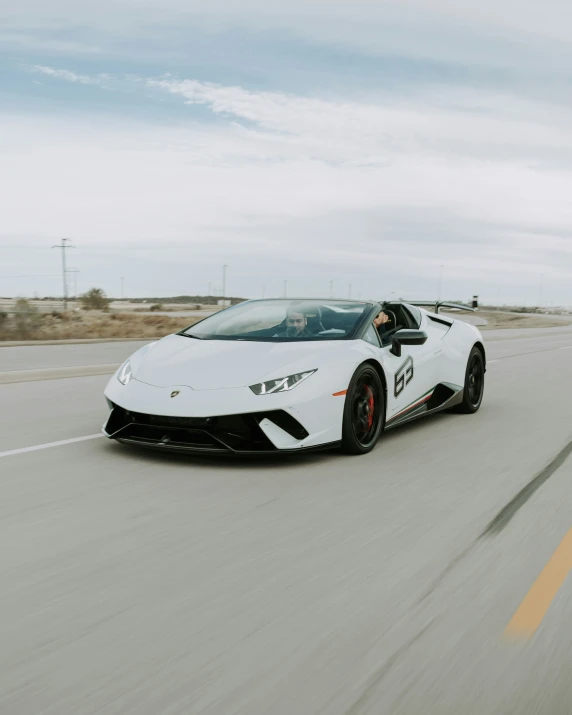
[394,355,414,397]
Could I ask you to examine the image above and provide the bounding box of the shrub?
[149,303,164,312]
[80,288,110,311]
[13,299,42,339]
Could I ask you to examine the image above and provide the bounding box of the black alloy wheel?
[341,364,385,454]
[453,346,485,414]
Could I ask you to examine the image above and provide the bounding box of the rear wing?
[407,301,476,314]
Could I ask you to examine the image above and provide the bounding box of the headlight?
[250,370,317,395]
[117,360,132,385]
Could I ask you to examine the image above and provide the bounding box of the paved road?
[0,341,151,372]
[0,341,152,384]
[2,329,572,714]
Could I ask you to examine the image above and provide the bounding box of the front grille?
[105,406,308,453]
[119,425,227,451]
[145,414,215,429]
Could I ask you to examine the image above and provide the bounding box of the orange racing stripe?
[392,390,434,419]
[332,389,348,397]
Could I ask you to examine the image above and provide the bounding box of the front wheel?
[341,364,385,455]
[453,347,485,414]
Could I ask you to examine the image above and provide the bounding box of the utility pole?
[52,238,74,311]
[222,264,228,305]
[538,273,544,307]
[67,267,80,299]
[121,276,124,300]
[329,280,334,299]
[438,264,444,302]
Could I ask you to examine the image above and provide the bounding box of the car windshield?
[180,299,373,341]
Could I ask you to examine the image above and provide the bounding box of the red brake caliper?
[365,386,375,430]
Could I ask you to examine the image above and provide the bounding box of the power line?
[67,267,80,298]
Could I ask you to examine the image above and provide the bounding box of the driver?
[275,308,314,338]
[373,310,392,344]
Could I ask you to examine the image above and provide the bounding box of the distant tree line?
[126,295,245,306]
[14,293,245,306]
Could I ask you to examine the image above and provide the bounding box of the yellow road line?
[505,529,572,639]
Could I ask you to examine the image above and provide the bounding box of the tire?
[341,364,385,455]
[452,346,485,414]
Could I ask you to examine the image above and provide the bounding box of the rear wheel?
[453,347,485,414]
[341,364,385,455]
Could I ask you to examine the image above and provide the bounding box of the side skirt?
[385,383,463,430]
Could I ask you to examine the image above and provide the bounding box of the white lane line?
[3,362,120,374]
[0,434,104,459]
[488,359,499,363]
[0,364,121,385]
[560,346,572,350]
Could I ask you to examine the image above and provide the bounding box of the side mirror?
[390,329,428,357]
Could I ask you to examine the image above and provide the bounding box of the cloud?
[29,65,109,86]
[2,69,572,301]
[146,78,572,168]
[3,0,572,74]
[0,33,103,54]
[5,73,572,243]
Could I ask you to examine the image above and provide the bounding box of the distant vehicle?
[103,298,485,456]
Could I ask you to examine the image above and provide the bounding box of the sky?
[2,0,572,305]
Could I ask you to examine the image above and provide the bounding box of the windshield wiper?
[179,333,205,340]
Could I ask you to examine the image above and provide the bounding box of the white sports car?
[103,298,486,456]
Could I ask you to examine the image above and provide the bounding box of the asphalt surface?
[0,341,151,385]
[2,328,572,714]
[0,341,150,372]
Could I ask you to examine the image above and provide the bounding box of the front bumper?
[103,375,346,454]
[103,403,340,455]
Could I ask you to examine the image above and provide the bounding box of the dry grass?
[476,310,572,330]
[0,311,198,341]
[3,306,571,342]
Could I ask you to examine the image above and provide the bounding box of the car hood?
[132,334,352,389]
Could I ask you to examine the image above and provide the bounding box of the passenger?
[276,308,314,338]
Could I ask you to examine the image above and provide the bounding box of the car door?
[378,306,442,421]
